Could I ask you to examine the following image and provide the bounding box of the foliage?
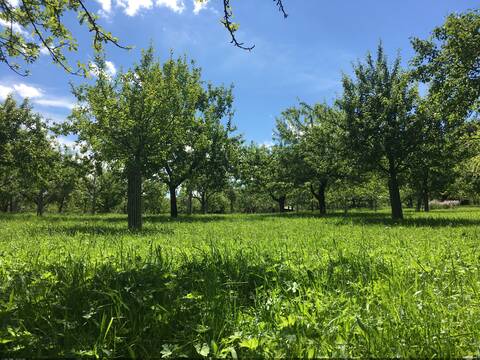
[338,43,421,219]
[411,9,480,119]
[0,0,125,75]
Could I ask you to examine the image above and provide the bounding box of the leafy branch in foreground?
[0,0,128,76]
[219,0,288,50]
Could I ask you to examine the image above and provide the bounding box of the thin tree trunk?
[169,185,178,218]
[36,189,45,216]
[415,196,422,212]
[310,181,327,215]
[201,192,207,214]
[127,166,142,230]
[423,191,430,212]
[278,195,286,213]
[388,165,403,220]
[58,195,66,213]
[187,189,193,215]
[422,174,430,212]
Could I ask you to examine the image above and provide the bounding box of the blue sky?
[0,0,475,146]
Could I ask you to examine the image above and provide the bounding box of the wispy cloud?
[13,83,43,98]
[0,81,76,110]
[34,98,75,110]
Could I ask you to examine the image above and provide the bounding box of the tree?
[0,95,59,215]
[71,49,168,229]
[190,120,241,214]
[405,96,460,211]
[154,82,234,218]
[411,9,480,120]
[239,143,293,213]
[275,103,347,215]
[50,148,82,213]
[71,48,234,228]
[338,44,421,220]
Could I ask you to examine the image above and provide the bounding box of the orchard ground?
[1,207,479,358]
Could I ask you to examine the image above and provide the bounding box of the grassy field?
[1,208,479,358]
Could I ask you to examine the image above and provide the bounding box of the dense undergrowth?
[0,208,479,358]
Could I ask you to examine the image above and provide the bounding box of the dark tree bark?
[415,196,422,212]
[387,163,403,220]
[311,181,327,215]
[58,195,66,213]
[187,189,193,215]
[422,174,430,212]
[423,190,430,212]
[169,185,178,218]
[278,195,286,213]
[36,189,45,216]
[127,166,142,230]
[200,191,207,214]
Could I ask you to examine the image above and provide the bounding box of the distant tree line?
[0,9,479,229]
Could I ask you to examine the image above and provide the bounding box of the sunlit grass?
[1,208,479,357]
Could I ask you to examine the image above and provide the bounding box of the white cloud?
[0,82,76,111]
[105,61,117,76]
[33,98,75,110]
[0,85,13,100]
[156,0,185,13]
[89,60,117,77]
[193,0,208,14]
[0,18,28,36]
[13,83,43,98]
[96,0,112,13]
[116,0,185,16]
[39,46,50,55]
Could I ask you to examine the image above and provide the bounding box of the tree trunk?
[169,185,178,218]
[310,181,327,215]
[187,190,193,215]
[58,195,66,213]
[422,174,430,212]
[387,165,403,220]
[317,182,327,215]
[423,191,430,212]
[36,189,45,216]
[278,195,286,213]
[415,196,422,212]
[201,192,207,214]
[127,166,142,230]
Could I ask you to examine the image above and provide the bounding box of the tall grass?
[1,208,479,357]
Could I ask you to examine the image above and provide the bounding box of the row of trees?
[1,10,479,229]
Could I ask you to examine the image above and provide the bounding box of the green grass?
[1,208,480,358]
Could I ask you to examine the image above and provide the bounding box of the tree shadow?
[251,210,480,228]
[24,223,175,237]
[0,248,300,358]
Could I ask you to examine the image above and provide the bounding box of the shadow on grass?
[251,210,480,228]
[0,247,301,358]
[4,208,480,233]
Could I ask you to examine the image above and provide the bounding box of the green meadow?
[1,208,480,358]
